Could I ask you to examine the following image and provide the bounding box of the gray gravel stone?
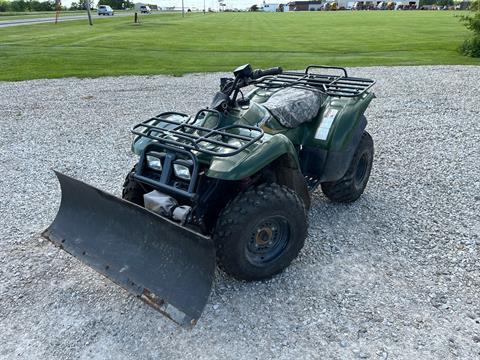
[0,65,479,359]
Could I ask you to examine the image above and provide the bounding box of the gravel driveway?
[0,66,479,359]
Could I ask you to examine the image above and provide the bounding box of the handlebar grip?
[251,67,283,79]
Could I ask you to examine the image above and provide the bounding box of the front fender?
[206,134,299,180]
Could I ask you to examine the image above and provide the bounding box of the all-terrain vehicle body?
[43,64,375,327]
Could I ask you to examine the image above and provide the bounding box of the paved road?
[0,12,133,28]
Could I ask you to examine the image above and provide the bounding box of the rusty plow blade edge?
[42,171,216,327]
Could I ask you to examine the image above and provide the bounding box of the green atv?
[43,64,375,327]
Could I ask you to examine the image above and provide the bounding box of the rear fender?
[303,93,375,182]
[324,93,374,153]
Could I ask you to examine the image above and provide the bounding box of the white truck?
[135,3,152,13]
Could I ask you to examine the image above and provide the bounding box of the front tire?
[122,166,148,206]
[321,131,374,203]
[213,183,307,281]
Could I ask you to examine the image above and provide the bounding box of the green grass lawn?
[0,11,478,81]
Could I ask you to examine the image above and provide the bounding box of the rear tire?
[122,166,147,206]
[213,183,307,281]
[321,131,374,203]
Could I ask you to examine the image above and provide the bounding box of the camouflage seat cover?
[262,87,324,128]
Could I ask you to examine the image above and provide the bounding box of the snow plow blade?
[42,171,215,327]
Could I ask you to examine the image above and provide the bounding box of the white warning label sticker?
[314,109,338,140]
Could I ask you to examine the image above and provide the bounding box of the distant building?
[398,0,420,9]
[334,0,350,8]
[336,0,354,8]
[285,1,323,11]
[308,2,323,10]
[262,3,281,11]
[280,0,420,11]
[262,2,289,11]
[339,0,420,9]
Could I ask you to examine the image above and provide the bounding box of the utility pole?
[86,0,93,26]
[55,0,61,24]
[182,0,185,17]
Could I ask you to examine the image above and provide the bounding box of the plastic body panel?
[206,133,300,180]
[131,90,374,183]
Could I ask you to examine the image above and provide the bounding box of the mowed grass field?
[0,11,478,81]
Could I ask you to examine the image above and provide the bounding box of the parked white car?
[139,5,151,14]
[97,5,114,15]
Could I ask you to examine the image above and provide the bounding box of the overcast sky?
[63,0,261,10]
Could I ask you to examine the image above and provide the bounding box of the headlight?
[173,164,191,180]
[146,155,162,171]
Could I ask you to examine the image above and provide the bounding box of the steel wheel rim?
[245,215,290,266]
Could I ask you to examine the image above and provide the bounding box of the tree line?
[0,0,61,11]
[0,0,133,12]
[70,0,133,10]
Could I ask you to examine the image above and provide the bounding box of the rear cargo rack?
[132,110,264,157]
[255,65,375,98]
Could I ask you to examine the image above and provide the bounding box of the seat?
[262,87,325,128]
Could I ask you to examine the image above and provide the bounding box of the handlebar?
[215,65,284,109]
[251,67,283,80]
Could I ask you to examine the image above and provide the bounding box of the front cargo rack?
[255,65,375,98]
[132,110,264,157]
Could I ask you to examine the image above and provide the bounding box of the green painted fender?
[206,134,299,180]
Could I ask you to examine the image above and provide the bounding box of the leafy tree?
[69,2,81,10]
[9,0,29,11]
[70,0,93,9]
[29,0,56,11]
[97,0,132,10]
[0,0,9,11]
[249,4,258,11]
[436,0,453,7]
[470,1,480,11]
[459,7,480,57]
[0,0,62,11]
